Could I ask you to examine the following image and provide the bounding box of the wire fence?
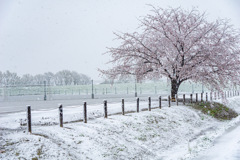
[0,80,213,101]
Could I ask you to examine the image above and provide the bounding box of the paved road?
[0,92,198,115]
[0,94,167,115]
[195,122,240,160]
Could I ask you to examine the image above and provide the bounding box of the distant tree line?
[0,70,91,86]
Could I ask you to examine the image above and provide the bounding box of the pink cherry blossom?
[100,7,240,99]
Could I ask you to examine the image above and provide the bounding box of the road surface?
[0,94,167,115]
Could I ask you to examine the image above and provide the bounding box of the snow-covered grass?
[1,97,240,160]
[191,101,238,120]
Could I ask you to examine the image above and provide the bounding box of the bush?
[191,102,238,120]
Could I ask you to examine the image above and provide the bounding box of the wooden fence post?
[159,96,161,109]
[137,98,139,112]
[176,94,178,106]
[104,100,108,118]
[148,97,151,111]
[190,94,192,103]
[214,92,216,100]
[210,92,213,101]
[27,106,32,133]
[59,104,63,127]
[206,93,208,102]
[218,92,220,99]
[122,99,125,115]
[168,96,171,107]
[201,93,203,102]
[83,102,87,123]
[183,94,185,105]
[196,93,198,103]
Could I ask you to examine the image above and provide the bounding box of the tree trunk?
[171,79,180,102]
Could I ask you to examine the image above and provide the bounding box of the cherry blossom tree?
[100,7,240,100]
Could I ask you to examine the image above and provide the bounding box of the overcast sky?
[0,0,240,80]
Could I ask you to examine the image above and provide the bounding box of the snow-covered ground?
[195,122,240,160]
[194,97,240,160]
[1,97,240,160]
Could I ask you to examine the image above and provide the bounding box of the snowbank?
[0,97,240,160]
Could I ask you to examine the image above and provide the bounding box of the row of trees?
[0,70,91,86]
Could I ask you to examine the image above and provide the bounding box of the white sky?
[0,0,240,80]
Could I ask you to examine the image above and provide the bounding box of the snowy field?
[1,97,240,160]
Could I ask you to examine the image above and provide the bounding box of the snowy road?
[0,94,167,115]
[195,122,240,160]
